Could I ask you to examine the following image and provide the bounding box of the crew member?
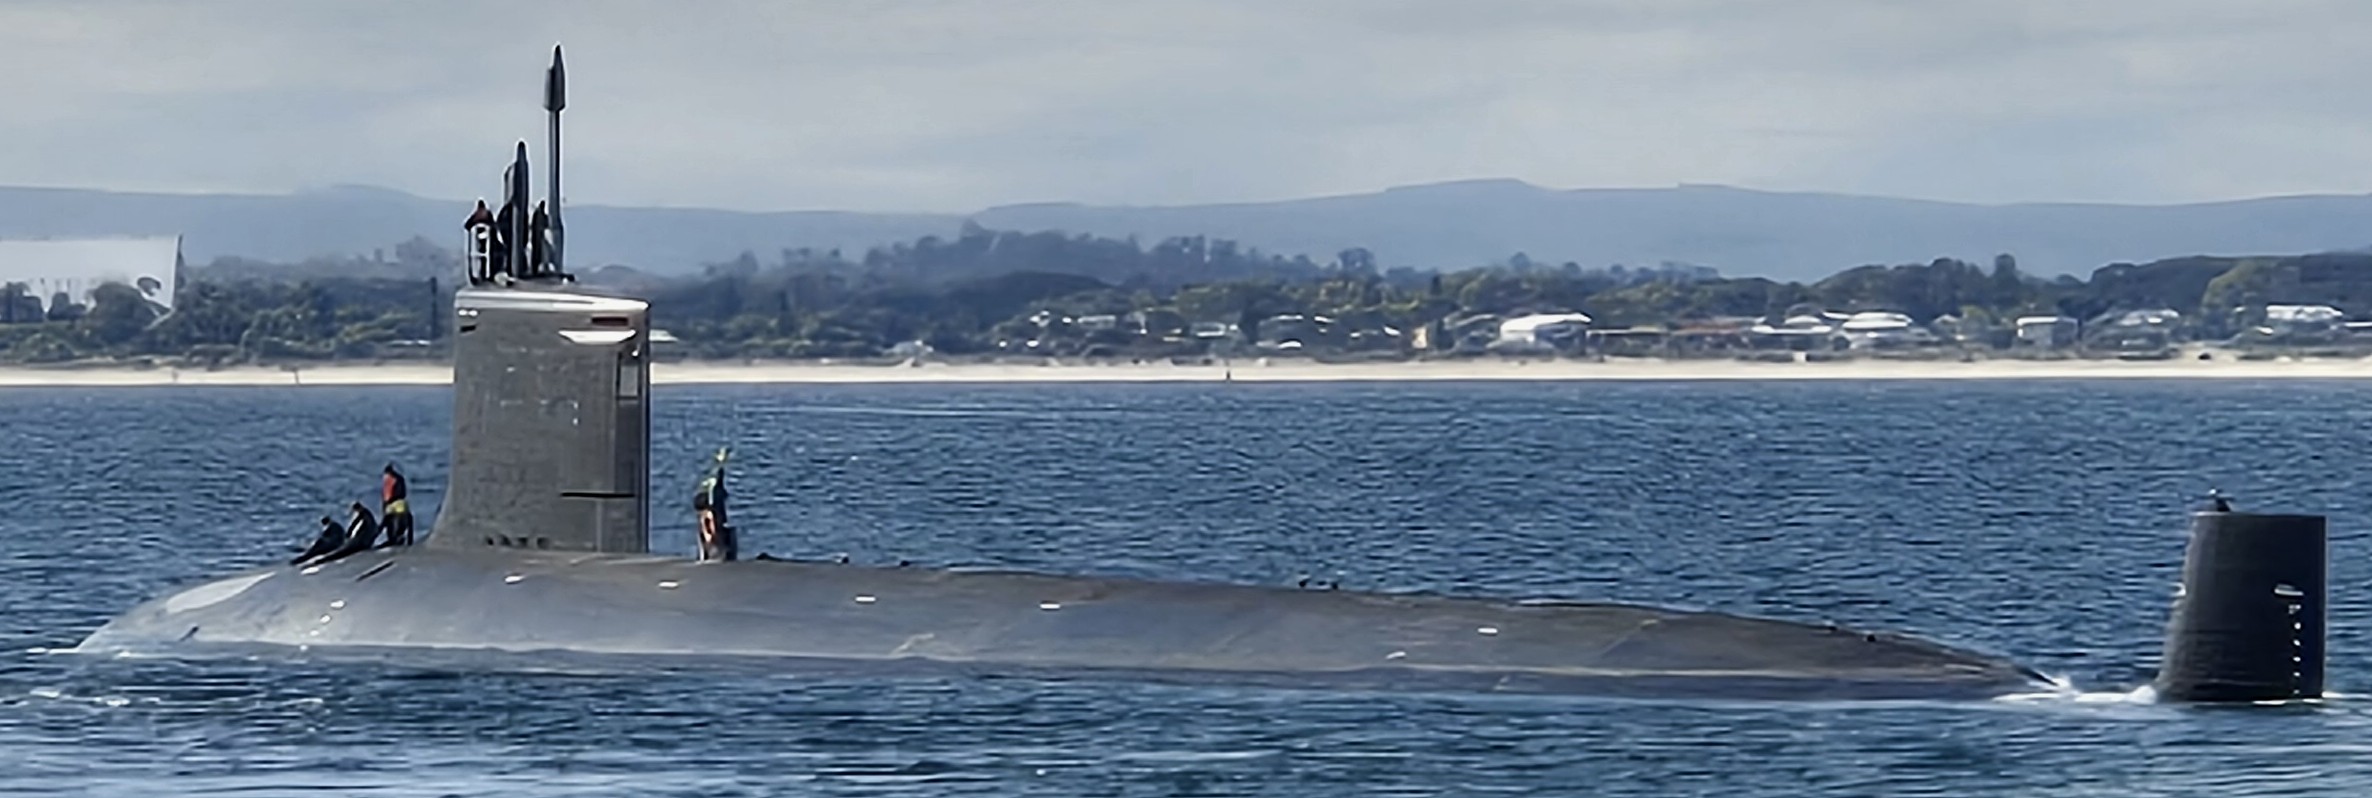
[462,199,496,281]
[313,502,382,565]
[526,200,551,275]
[290,515,344,565]
[492,199,518,278]
[463,199,495,230]
[380,463,413,547]
[694,447,736,562]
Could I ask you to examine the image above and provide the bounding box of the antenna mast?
[544,44,567,277]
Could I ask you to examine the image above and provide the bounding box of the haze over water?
[4,380,2370,796]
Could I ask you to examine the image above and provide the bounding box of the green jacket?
[694,465,728,523]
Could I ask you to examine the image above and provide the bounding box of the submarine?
[76,48,2328,705]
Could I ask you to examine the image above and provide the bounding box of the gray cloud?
[1,0,2367,212]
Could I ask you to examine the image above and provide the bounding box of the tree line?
[1,224,2367,364]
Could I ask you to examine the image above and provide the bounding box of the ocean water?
[3,379,2370,796]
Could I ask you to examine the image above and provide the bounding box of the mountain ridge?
[4,180,2369,281]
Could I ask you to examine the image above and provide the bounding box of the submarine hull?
[79,549,2047,701]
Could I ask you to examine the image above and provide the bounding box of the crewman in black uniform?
[306,502,381,566]
[290,515,345,565]
[491,199,518,278]
[526,200,551,275]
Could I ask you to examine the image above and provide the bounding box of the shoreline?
[8,355,2372,387]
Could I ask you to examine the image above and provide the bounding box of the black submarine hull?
[78,548,2050,701]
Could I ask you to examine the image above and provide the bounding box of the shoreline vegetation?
[13,225,2372,376]
[9,347,2372,387]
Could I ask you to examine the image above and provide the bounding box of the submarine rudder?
[2152,498,2327,703]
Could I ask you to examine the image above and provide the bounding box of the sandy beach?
[6,354,2372,387]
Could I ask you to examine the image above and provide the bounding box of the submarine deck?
[80,547,2048,701]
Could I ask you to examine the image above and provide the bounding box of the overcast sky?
[2,0,2368,213]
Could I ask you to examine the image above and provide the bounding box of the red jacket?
[382,472,408,513]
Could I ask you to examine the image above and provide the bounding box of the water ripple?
[4,380,2372,795]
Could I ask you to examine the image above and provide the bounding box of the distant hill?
[974,180,2372,280]
[0,184,955,274]
[5,179,2372,281]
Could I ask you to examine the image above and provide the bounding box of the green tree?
[78,282,163,348]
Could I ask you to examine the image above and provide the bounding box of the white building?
[2108,308,2182,328]
[1839,311,1912,332]
[1749,314,1835,337]
[2014,315,2077,348]
[1835,311,1933,349]
[1188,321,1237,339]
[2253,304,2344,342]
[0,237,184,317]
[1495,312,1592,350]
[2264,304,2342,328]
[2089,307,2183,351]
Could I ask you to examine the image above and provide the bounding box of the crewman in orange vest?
[381,463,414,547]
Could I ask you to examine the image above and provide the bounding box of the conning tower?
[430,45,654,555]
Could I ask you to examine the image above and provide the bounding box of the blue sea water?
[3,379,2371,796]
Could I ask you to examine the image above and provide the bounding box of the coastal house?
[1441,314,1505,352]
[1408,321,1442,351]
[1342,323,1403,352]
[0,236,185,322]
[1025,309,1071,330]
[2014,316,2077,348]
[2258,304,2344,343]
[1668,330,1746,354]
[1926,314,2006,347]
[1747,314,1838,351]
[1256,313,1334,350]
[1670,317,1756,353]
[2088,308,2183,353]
[1494,312,1592,352]
[1188,321,1238,340]
[1126,309,1188,339]
[1586,326,1669,357]
[1835,311,1934,350]
[886,339,934,360]
[1928,313,1967,341]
